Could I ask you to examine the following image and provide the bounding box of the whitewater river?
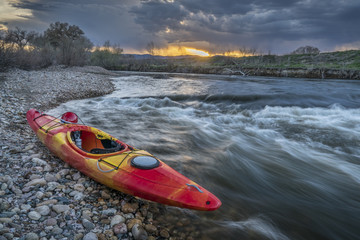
[49,72,360,240]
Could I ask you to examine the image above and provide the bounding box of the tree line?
[0,21,323,72]
[0,22,124,71]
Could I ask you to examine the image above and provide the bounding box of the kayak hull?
[26,109,221,211]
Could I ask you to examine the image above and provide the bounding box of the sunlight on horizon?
[185,48,210,56]
[146,45,211,57]
[124,46,257,57]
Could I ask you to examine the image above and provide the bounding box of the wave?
[111,74,360,109]
[219,216,290,240]
[116,93,360,110]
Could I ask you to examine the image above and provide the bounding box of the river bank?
[0,66,175,240]
[110,50,360,80]
[116,65,360,80]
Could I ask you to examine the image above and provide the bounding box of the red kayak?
[26,109,221,211]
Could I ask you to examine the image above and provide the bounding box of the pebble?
[127,218,142,230]
[28,211,41,220]
[32,157,48,166]
[47,181,60,191]
[3,233,14,239]
[37,199,58,206]
[72,172,81,180]
[0,218,12,223]
[110,215,125,227]
[102,208,117,216]
[73,183,85,192]
[132,224,148,240]
[44,164,52,172]
[1,183,7,191]
[51,226,63,235]
[0,201,10,211]
[30,174,41,180]
[113,223,127,234]
[44,173,57,182]
[69,190,84,199]
[0,211,16,218]
[101,190,111,199]
[25,232,39,240]
[83,232,98,240]
[35,205,50,216]
[160,229,170,238]
[145,224,157,233]
[82,218,95,230]
[52,204,70,214]
[74,233,84,240]
[35,191,44,199]
[82,209,93,221]
[57,169,70,177]
[122,202,139,213]
[24,178,47,188]
[45,218,57,226]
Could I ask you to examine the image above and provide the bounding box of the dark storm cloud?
[5,0,150,48]
[131,1,188,32]
[4,0,360,53]
[130,0,360,52]
[179,0,254,15]
[9,0,53,11]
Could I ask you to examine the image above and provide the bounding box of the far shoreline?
[113,66,360,80]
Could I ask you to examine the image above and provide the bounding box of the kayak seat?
[90,146,121,154]
[90,139,123,154]
[71,130,125,154]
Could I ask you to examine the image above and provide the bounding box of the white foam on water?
[48,75,360,240]
[221,216,290,240]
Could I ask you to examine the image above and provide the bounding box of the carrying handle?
[97,159,117,173]
[186,183,203,193]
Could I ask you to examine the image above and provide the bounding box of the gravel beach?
[0,66,183,240]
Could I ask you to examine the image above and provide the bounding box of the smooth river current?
[49,73,360,240]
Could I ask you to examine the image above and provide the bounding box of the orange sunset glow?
[185,48,210,57]
[124,44,257,57]
[146,45,211,57]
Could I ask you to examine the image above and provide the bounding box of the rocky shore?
[0,66,196,240]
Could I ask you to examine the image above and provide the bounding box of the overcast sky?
[1,0,360,54]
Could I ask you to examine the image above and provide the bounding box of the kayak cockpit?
[67,128,129,155]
